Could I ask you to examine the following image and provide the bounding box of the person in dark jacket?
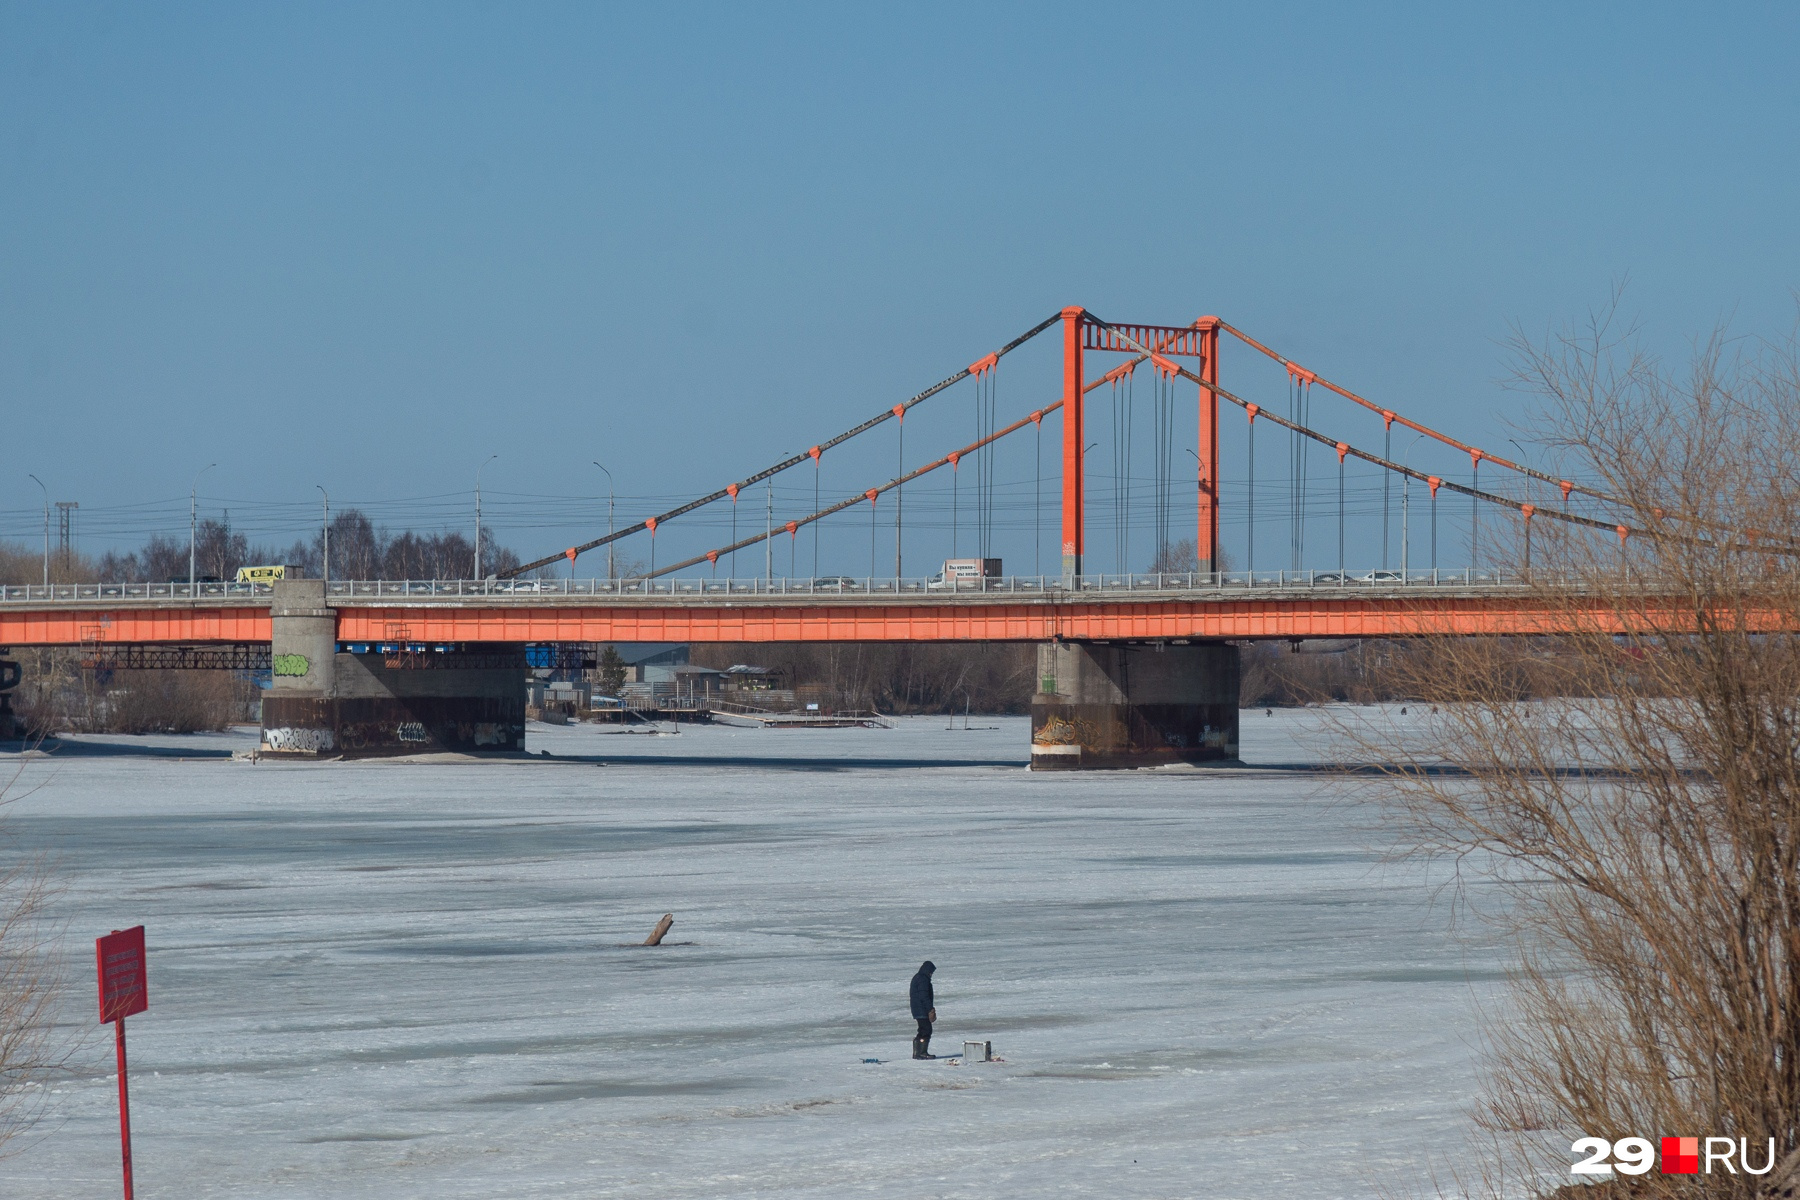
[910,960,937,1059]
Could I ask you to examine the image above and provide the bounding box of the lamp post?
[1085,442,1100,575]
[27,475,46,586]
[1401,435,1426,581]
[474,455,498,579]
[592,462,615,580]
[1182,449,1208,578]
[189,463,216,591]
[316,486,330,585]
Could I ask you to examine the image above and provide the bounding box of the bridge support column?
[260,579,526,758]
[1197,320,1220,574]
[1030,640,1239,769]
[1060,305,1085,580]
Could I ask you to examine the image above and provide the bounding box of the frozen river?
[0,710,1501,1198]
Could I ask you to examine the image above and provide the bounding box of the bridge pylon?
[1030,640,1240,769]
[260,579,526,758]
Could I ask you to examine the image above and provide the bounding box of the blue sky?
[2,2,1797,575]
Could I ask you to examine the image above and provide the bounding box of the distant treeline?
[692,636,1591,714]
[0,509,527,585]
[690,642,1040,715]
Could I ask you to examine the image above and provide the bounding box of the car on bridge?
[810,577,861,591]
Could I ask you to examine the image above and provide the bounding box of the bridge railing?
[315,569,1534,596]
[0,569,1547,604]
[0,581,276,602]
[0,570,1540,603]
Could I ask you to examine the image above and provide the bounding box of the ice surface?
[0,709,1505,1198]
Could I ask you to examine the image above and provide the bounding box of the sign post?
[96,926,147,1200]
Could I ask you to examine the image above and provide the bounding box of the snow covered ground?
[0,708,1503,1198]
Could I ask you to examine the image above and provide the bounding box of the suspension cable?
[505,311,1062,577]
[1247,405,1257,574]
[645,363,1142,579]
[1084,317,1747,551]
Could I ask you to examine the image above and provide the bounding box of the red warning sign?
[96,926,147,1024]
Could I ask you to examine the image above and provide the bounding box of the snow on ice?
[0,709,1501,1198]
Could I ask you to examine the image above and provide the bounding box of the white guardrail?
[0,569,1538,603]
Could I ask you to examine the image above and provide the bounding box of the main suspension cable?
[506,311,1062,578]
[1085,317,1756,553]
[644,363,1141,579]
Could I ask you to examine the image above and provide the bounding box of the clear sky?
[2,2,1797,576]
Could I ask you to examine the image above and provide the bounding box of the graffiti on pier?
[396,722,429,743]
[1032,714,1092,746]
[263,726,335,754]
[271,654,310,678]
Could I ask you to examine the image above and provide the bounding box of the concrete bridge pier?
[259,579,526,758]
[1030,640,1240,769]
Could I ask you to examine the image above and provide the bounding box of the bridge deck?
[0,576,1615,645]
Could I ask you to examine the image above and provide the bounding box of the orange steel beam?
[328,596,1687,644]
[1060,306,1085,577]
[0,608,270,647]
[1,597,1789,646]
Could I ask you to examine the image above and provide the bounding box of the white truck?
[927,558,1001,589]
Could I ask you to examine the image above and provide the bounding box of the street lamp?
[26,475,46,586]
[474,455,498,579]
[189,463,217,591]
[316,486,330,585]
[592,462,615,580]
[1184,449,1206,578]
[1085,441,1100,572]
[1401,435,1426,580]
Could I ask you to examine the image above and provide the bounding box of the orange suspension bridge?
[1,305,1670,650]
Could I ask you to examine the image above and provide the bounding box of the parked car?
[810,576,861,591]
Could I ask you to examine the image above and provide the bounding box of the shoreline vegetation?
[1363,310,1800,1198]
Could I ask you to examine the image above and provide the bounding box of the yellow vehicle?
[234,565,287,584]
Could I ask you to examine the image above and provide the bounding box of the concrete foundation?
[0,652,21,741]
[260,580,527,758]
[1030,640,1239,769]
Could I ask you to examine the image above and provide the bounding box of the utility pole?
[316,486,330,584]
[27,475,47,585]
[189,464,216,590]
[475,455,497,579]
[56,502,77,570]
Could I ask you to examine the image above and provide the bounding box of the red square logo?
[1662,1136,1699,1174]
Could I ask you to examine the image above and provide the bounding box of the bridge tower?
[1038,310,1237,767]
[1059,309,1223,578]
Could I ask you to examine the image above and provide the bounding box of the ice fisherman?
[910,960,937,1059]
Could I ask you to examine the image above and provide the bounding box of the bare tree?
[0,764,66,1156]
[1375,309,1800,1197]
